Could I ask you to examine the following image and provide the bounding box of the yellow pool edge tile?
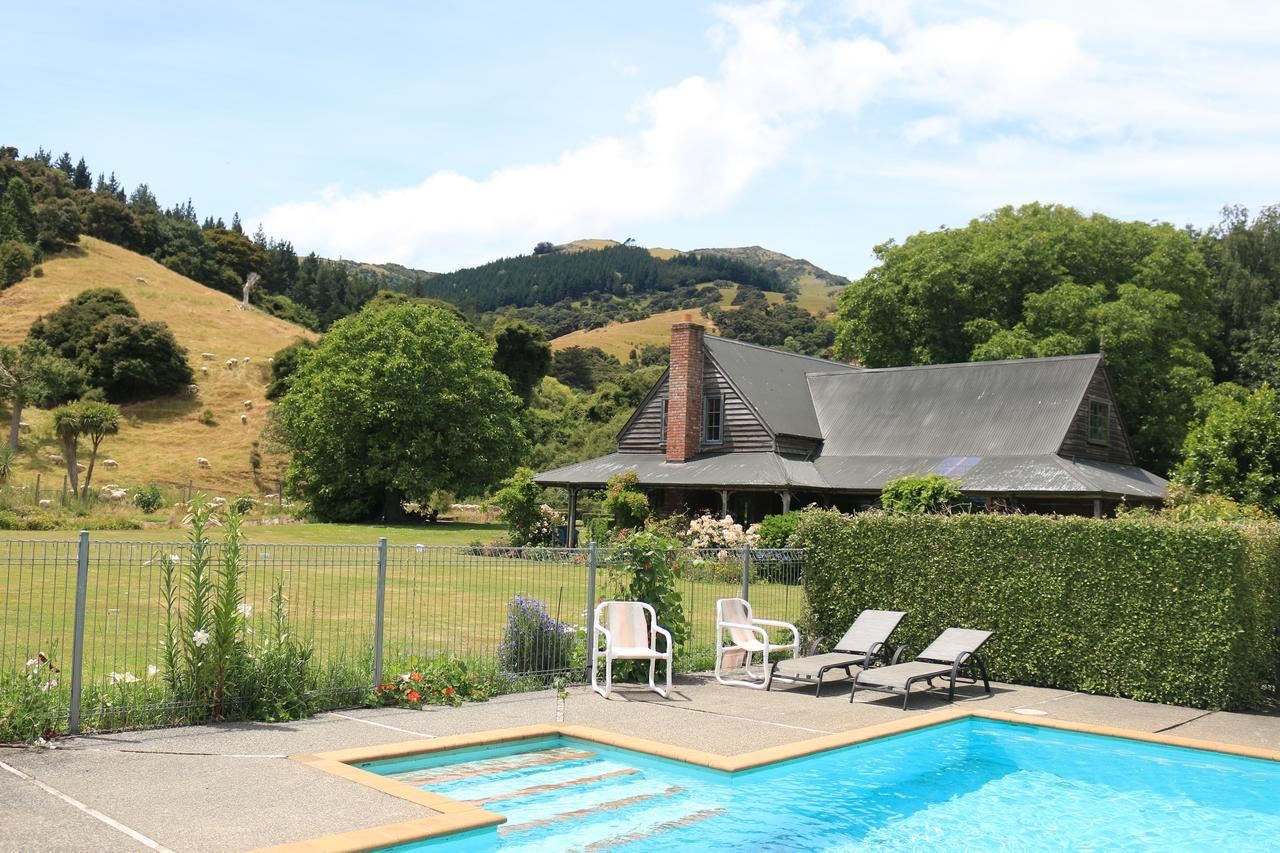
[258,708,1280,852]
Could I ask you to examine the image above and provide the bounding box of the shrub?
[230,495,255,514]
[0,239,34,287]
[756,512,800,548]
[0,652,61,743]
[199,408,217,426]
[686,512,758,550]
[133,483,165,513]
[603,470,649,531]
[794,508,1280,710]
[880,474,964,514]
[372,658,498,708]
[490,467,545,545]
[0,443,15,483]
[498,595,579,676]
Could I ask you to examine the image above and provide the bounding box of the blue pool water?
[363,719,1280,851]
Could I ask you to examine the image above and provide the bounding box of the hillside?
[693,245,847,287]
[0,237,315,496]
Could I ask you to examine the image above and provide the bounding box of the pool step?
[390,747,597,786]
[468,768,641,805]
[499,786,684,836]
[577,805,729,851]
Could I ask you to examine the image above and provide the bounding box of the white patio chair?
[714,597,799,689]
[591,600,674,698]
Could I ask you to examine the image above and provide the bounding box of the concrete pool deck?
[2,676,1278,852]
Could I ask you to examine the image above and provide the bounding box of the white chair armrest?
[751,618,800,646]
[652,624,674,655]
[595,625,613,651]
[719,620,770,645]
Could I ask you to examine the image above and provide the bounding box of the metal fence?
[0,535,805,735]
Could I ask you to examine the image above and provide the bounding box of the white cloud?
[255,1,1278,270]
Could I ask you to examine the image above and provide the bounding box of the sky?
[7,1,1280,277]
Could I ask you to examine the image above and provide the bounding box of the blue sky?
[7,1,1280,276]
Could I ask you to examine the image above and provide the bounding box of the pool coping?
[255,708,1280,852]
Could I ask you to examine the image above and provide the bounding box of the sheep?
[210,496,227,507]
[242,356,252,364]
[197,457,210,468]
[18,421,30,433]
[267,357,274,363]
[225,358,237,369]
[75,462,87,471]
[135,276,148,284]
[102,459,118,469]
[47,454,63,464]
[200,365,209,375]
[187,384,201,395]
[263,493,278,500]
[240,413,248,425]
[38,498,53,509]
[102,488,127,502]
[243,400,253,410]
[200,352,215,360]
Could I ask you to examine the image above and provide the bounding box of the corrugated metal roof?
[809,354,1100,456]
[534,451,1167,498]
[704,336,859,439]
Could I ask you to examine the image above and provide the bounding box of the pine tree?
[72,158,91,190]
[55,152,74,178]
[230,212,242,234]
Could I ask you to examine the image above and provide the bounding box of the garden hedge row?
[794,510,1280,710]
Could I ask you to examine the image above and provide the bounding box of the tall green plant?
[606,528,689,680]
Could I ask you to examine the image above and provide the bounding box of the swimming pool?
[353,717,1280,851]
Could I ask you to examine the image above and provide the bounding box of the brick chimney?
[666,317,704,462]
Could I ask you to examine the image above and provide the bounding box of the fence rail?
[0,534,805,736]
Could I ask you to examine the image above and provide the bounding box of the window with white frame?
[703,395,723,444]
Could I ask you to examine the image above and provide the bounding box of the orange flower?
[406,690,420,702]
[410,672,422,682]
[444,687,456,697]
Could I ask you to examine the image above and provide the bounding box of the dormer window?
[703,395,723,444]
[1089,399,1110,446]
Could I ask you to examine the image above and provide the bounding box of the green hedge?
[794,510,1280,710]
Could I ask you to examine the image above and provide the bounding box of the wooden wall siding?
[1058,363,1134,465]
[702,357,772,452]
[617,376,668,452]
[616,355,772,453]
[775,435,820,457]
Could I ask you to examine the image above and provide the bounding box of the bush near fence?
[794,509,1280,710]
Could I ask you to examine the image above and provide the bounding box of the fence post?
[373,537,388,689]
[585,541,597,682]
[741,546,751,601]
[68,530,90,735]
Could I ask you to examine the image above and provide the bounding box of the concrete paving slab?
[3,676,1279,852]
[0,763,137,853]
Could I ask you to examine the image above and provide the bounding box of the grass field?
[0,521,506,545]
[0,236,315,497]
[0,527,805,708]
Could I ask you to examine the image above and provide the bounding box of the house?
[535,320,1167,529]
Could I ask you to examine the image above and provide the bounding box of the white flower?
[192,629,210,647]
[398,673,411,683]
[168,554,180,564]
[108,671,140,684]
[25,658,38,667]
[236,603,253,618]
[41,679,58,692]
[147,665,158,677]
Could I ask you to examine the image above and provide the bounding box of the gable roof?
[808,353,1103,457]
[703,335,859,439]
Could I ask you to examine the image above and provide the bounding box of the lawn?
[0,524,805,727]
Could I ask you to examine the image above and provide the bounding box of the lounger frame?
[850,633,992,709]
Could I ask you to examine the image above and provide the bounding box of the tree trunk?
[62,436,78,495]
[7,397,21,450]
[81,438,101,499]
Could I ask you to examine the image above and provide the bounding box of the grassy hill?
[0,237,315,497]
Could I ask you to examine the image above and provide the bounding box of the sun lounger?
[850,627,992,709]
[767,609,906,697]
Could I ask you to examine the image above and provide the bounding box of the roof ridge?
[807,352,1101,377]
[703,334,860,370]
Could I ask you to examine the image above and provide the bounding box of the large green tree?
[30,288,140,361]
[0,177,37,243]
[0,338,86,449]
[276,303,527,521]
[835,204,1216,472]
[493,321,552,403]
[1176,383,1280,514]
[81,316,194,402]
